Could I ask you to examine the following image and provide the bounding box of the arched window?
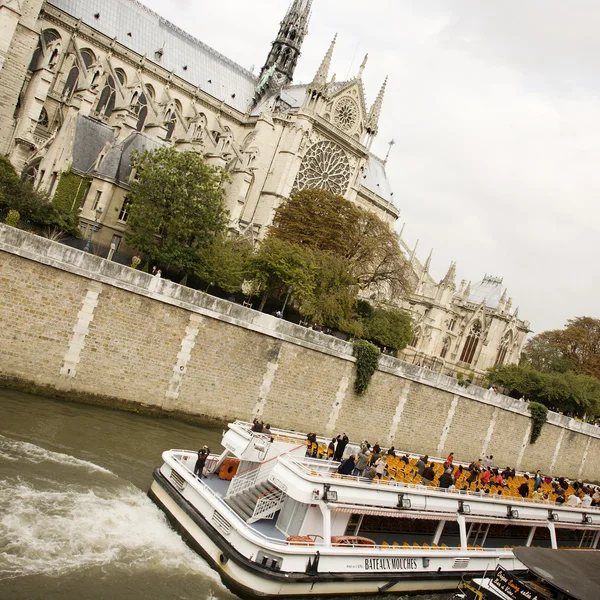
[440,337,450,359]
[410,327,421,349]
[28,29,60,72]
[62,49,94,99]
[165,109,176,140]
[495,332,512,366]
[96,69,125,117]
[459,321,482,365]
[37,108,49,127]
[174,99,183,115]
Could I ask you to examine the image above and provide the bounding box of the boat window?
[555,527,584,549]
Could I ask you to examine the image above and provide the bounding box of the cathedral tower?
[253,0,312,105]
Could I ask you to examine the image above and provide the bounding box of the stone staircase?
[224,481,283,523]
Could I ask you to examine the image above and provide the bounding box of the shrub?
[5,209,19,227]
[353,340,380,395]
[529,402,548,444]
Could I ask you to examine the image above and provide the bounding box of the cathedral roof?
[49,0,257,113]
[362,155,395,205]
[465,275,504,308]
[71,115,114,173]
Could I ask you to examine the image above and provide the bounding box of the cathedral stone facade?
[0,0,530,377]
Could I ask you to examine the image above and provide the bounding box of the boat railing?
[166,451,503,553]
[280,455,600,511]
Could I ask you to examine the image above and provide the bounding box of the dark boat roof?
[514,547,600,600]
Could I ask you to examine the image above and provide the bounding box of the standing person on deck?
[334,433,348,461]
[446,452,454,466]
[194,446,209,478]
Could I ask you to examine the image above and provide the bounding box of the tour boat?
[148,421,600,598]
[449,546,600,600]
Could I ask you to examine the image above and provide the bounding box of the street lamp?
[84,206,103,253]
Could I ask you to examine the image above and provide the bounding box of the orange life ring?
[218,458,240,480]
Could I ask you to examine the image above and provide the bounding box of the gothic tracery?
[293,140,351,195]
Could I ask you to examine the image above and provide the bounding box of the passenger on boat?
[327,438,336,460]
[251,418,264,433]
[583,492,593,507]
[481,468,492,485]
[263,423,274,440]
[567,493,582,507]
[333,433,349,461]
[374,456,387,479]
[421,463,436,486]
[354,449,370,477]
[534,470,543,491]
[386,446,396,457]
[337,455,356,476]
[446,452,454,466]
[194,446,210,478]
[416,455,428,475]
[439,469,454,489]
[518,475,531,498]
[369,446,382,467]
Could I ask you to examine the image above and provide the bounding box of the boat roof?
[513,547,600,600]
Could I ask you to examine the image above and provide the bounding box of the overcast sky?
[139,0,599,334]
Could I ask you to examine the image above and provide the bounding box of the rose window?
[333,97,359,132]
[293,140,352,196]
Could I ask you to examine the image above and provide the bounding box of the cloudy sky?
[140,0,599,334]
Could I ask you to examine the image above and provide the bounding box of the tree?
[195,234,252,293]
[488,363,600,419]
[363,306,413,352]
[271,189,410,297]
[247,237,318,312]
[0,154,79,235]
[125,147,228,273]
[522,317,600,381]
[521,331,573,373]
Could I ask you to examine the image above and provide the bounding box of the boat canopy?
[513,547,600,600]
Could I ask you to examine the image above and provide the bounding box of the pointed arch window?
[165,109,177,140]
[410,327,421,349]
[440,337,450,359]
[459,321,481,365]
[29,29,60,72]
[96,69,126,117]
[37,108,49,128]
[495,332,512,366]
[133,84,153,132]
[62,49,94,100]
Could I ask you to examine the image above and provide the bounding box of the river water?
[0,388,446,600]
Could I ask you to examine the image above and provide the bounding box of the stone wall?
[0,223,598,480]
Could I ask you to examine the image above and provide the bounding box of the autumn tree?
[125,147,228,272]
[271,188,411,297]
[522,317,600,381]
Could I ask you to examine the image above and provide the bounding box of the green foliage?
[488,363,600,419]
[362,306,413,352]
[522,317,600,380]
[5,209,19,227]
[0,154,79,235]
[52,169,90,216]
[272,188,410,298]
[353,340,381,395]
[528,402,548,444]
[196,234,253,294]
[125,147,228,272]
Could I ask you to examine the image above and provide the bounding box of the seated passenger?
[338,455,356,476]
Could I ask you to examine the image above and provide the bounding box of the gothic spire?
[423,248,433,273]
[253,0,313,105]
[367,76,387,137]
[309,34,336,95]
[441,261,456,288]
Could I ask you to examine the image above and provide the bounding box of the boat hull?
[149,468,482,599]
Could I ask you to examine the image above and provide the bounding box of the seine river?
[0,388,446,600]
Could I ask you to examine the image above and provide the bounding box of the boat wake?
[0,436,215,582]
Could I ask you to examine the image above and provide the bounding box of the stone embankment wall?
[0,223,598,480]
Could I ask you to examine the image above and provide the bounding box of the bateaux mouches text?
[364,558,418,571]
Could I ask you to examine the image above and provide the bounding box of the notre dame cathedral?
[0,0,530,377]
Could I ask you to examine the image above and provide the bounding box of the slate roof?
[466,275,504,308]
[49,0,257,113]
[362,155,395,205]
[71,114,114,173]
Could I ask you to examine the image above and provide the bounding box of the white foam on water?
[0,436,221,587]
[0,434,112,474]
